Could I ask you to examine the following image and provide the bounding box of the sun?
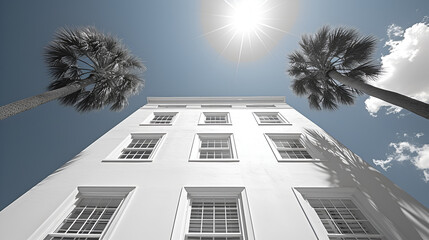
[200,0,299,64]
[229,0,265,35]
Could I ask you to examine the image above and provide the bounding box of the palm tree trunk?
[328,70,429,119]
[0,77,96,120]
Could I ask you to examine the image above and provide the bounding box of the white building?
[0,96,428,240]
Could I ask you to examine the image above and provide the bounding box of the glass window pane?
[53,197,123,237]
[308,198,380,238]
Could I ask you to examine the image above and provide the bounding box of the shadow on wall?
[36,152,86,187]
[302,129,429,240]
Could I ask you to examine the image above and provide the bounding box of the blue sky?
[0,0,428,210]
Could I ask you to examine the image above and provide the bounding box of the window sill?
[189,158,240,162]
[277,158,321,162]
[102,159,153,162]
[197,123,233,126]
[257,123,292,126]
[139,123,173,126]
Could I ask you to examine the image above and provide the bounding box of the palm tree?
[287,26,429,119]
[0,26,145,120]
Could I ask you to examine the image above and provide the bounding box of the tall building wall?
[0,97,428,240]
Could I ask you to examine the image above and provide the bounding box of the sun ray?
[255,25,275,43]
[224,0,235,9]
[199,23,234,38]
[247,32,253,52]
[259,23,287,33]
[253,28,269,51]
[236,33,246,73]
[221,30,239,56]
[259,1,285,15]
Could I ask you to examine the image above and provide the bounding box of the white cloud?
[373,141,429,182]
[387,24,404,38]
[365,20,429,116]
[416,132,424,138]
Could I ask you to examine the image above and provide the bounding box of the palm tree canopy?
[45,26,146,112]
[287,26,381,110]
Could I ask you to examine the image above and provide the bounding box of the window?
[199,136,232,159]
[170,187,255,240]
[150,113,175,124]
[308,198,381,240]
[43,187,134,240]
[190,134,238,161]
[104,133,165,162]
[199,112,231,125]
[118,134,163,160]
[47,198,122,240]
[141,112,177,125]
[294,188,388,240]
[253,112,289,125]
[187,198,241,239]
[265,134,313,161]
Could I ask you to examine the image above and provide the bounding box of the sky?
[0,0,428,211]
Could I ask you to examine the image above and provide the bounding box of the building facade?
[0,96,428,240]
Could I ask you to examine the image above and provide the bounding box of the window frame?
[198,112,232,125]
[264,133,316,162]
[103,133,166,162]
[185,197,242,239]
[252,112,290,125]
[293,187,396,240]
[140,112,178,126]
[171,187,255,240]
[189,133,238,162]
[30,186,135,240]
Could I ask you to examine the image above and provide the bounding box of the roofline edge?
[146,96,286,104]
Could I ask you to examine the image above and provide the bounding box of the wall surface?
[0,97,428,240]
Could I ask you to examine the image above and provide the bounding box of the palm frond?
[343,35,377,67]
[110,95,128,111]
[287,25,381,110]
[321,89,338,110]
[348,61,381,80]
[308,93,322,110]
[291,78,308,96]
[45,26,146,112]
[333,84,355,105]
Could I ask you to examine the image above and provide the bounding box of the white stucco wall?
[0,97,428,240]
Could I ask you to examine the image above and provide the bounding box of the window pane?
[150,114,175,124]
[119,136,161,159]
[269,135,311,160]
[273,139,304,148]
[188,198,241,236]
[119,150,152,159]
[279,150,311,159]
[308,198,380,238]
[54,197,122,237]
[199,136,233,159]
[257,113,284,123]
[205,114,228,124]
[127,138,159,149]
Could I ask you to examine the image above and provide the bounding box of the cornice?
[146,96,286,104]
